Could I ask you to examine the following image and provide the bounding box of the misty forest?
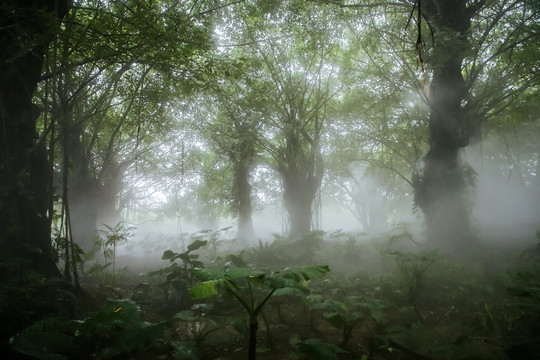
[1,0,540,359]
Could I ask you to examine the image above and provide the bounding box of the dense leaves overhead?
[4,0,538,247]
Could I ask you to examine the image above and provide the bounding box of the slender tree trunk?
[97,161,127,227]
[58,109,100,254]
[69,171,100,254]
[414,0,481,254]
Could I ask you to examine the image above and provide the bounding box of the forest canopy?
[0,0,539,271]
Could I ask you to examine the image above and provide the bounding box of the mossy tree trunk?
[414,0,484,253]
[278,128,324,237]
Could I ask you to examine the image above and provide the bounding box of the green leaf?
[282,265,330,282]
[273,287,304,296]
[226,267,265,280]
[172,341,200,360]
[85,262,111,275]
[103,321,168,357]
[191,268,224,281]
[10,332,74,360]
[178,253,191,263]
[162,250,178,261]
[174,310,198,321]
[227,253,247,267]
[508,285,540,298]
[189,280,225,299]
[296,338,347,360]
[19,317,64,334]
[264,276,309,293]
[187,240,208,252]
[323,312,346,329]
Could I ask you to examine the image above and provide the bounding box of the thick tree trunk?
[65,129,129,253]
[0,0,70,276]
[416,144,473,252]
[282,166,322,237]
[415,0,481,254]
[233,160,256,241]
[417,59,472,251]
[284,186,313,236]
[278,131,324,238]
[0,1,71,357]
[0,55,54,273]
[416,57,474,253]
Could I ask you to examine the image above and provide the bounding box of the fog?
[464,143,540,247]
[110,128,539,271]
[5,1,540,359]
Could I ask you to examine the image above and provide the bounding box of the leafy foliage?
[190,263,330,360]
[10,300,167,360]
[290,337,348,360]
[174,303,221,347]
[149,239,208,306]
[85,222,135,286]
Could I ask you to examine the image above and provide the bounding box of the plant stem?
[248,319,258,360]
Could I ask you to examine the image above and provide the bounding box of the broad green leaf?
[296,338,347,360]
[178,253,191,263]
[227,254,247,267]
[191,268,224,281]
[264,276,309,293]
[273,287,304,297]
[10,332,74,360]
[174,310,198,321]
[189,279,229,299]
[102,321,168,358]
[283,265,330,282]
[226,267,265,280]
[187,240,208,252]
[323,312,346,328]
[162,250,178,261]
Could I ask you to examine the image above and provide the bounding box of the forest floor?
[75,233,540,360]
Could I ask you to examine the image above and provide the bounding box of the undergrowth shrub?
[10,299,168,360]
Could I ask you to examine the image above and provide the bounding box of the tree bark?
[0,0,71,275]
[68,163,100,254]
[279,145,324,237]
[0,1,72,356]
[97,160,128,227]
[283,174,316,236]
[233,158,256,241]
[414,0,481,254]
